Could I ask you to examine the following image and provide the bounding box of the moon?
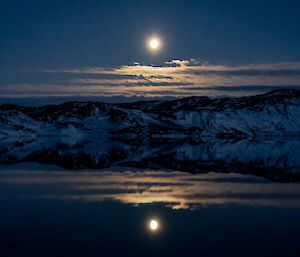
[148,37,161,51]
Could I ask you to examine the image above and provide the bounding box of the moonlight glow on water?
[149,219,159,231]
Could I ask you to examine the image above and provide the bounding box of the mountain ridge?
[0,89,300,141]
[0,89,299,179]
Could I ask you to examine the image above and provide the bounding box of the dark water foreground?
[0,163,300,257]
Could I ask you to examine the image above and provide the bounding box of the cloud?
[0,59,300,101]
[1,169,300,209]
[178,85,300,92]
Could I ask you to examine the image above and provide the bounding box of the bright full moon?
[150,39,159,49]
[148,37,160,51]
[149,219,159,231]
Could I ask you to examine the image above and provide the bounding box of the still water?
[0,164,300,257]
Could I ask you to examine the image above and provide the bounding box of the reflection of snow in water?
[0,138,299,173]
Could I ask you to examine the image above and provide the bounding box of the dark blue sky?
[1,0,300,69]
[0,0,300,103]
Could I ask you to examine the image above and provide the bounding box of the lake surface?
[0,164,300,257]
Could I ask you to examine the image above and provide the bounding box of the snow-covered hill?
[0,89,299,179]
[0,89,299,142]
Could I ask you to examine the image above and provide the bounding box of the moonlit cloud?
[1,170,300,209]
[0,60,300,103]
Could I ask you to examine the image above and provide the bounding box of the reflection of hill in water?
[0,138,299,182]
[1,90,300,181]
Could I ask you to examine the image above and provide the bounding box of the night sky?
[1,0,300,104]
